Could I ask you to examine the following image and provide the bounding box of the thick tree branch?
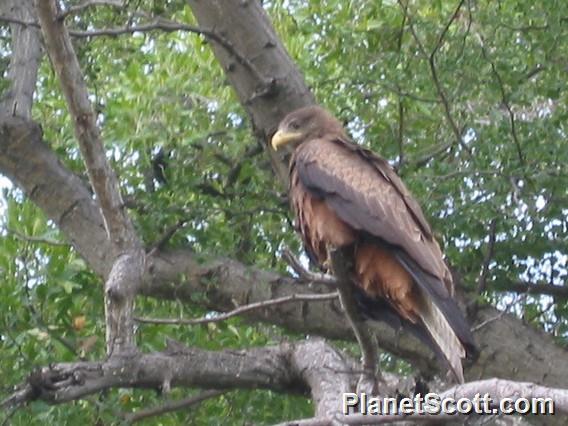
[440,378,568,412]
[1,339,353,419]
[188,0,315,187]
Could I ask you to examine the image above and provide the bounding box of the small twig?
[410,141,453,169]
[477,33,526,167]
[471,310,507,332]
[135,292,338,325]
[395,97,405,171]
[476,219,497,294]
[282,247,337,285]
[70,16,268,85]
[123,390,226,424]
[58,0,125,21]
[146,219,187,257]
[399,0,473,157]
[4,227,70,247]
[504,281,568,299]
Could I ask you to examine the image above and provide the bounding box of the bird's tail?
[415,290,466,383]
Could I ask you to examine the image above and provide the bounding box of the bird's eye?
[290,121,300,130]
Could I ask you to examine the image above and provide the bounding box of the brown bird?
[272,105,476,382]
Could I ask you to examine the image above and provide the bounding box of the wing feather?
[293,136,451,296]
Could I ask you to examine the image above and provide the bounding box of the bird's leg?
[327,245,380,395]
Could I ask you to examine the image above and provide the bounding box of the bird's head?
[271,105,346,151]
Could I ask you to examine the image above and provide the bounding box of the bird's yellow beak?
[271,129,302,150]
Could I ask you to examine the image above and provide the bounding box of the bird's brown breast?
[291,170,419,322]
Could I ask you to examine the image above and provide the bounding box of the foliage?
[1,0,567,423]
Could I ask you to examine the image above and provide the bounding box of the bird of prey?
[271,105,476,382]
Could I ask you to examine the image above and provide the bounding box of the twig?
[71,17,268,85]
[4,227,69,247]
[135,292,338,325]
[123,390,226,424]
[395,97,405,171]
[399,0,473,157]
[476,219,497,294]
[410,141,453,169]
[58,0,125,21]
[282,247,337,285]
[504,281,568,299]
[146,219,187,257]
[471,310,506,332]
[477,33,526,167]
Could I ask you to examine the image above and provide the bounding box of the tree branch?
[123,390,226,424]
[399,0,473,157]
[282,247,337,285]
[477,32,526,167]
[476,219,497,295]
[134,292,338,326]
[440,378,568,413]
[1,339,352,420]
[0,0,42,119]
[58,0,125,21]
[35,0,138,251]
[36,0,143,355]
[504,282,568,299]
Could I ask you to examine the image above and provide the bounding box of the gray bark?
[0,0,41,118]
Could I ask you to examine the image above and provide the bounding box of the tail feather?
[415,290,466,383]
